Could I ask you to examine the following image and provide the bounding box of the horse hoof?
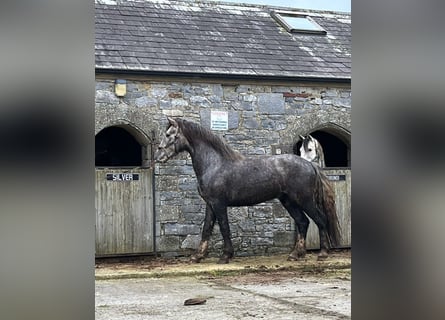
[190,255,202,263]
[288,250,305,261]
[317,253,328,261]
[217,257,230,264]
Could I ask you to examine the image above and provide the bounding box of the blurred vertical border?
[0,1,94,319]
[353,0,445,319]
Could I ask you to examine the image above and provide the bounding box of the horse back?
[202,154,315,206]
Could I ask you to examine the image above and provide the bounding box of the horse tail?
[312,164,341,248]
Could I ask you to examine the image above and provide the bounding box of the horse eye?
[308,148,312,152]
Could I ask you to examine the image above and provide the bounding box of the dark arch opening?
[294,130,350,167]
[95,126,142,167]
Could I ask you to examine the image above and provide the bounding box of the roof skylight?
[272,12,326,35]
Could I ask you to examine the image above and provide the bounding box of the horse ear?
[167,117,178,128]
[299,135,305,140]
[308,134,314,140]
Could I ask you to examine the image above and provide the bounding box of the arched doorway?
[95,124,154,256]
[294,126,350,168]
[95,126,142,167]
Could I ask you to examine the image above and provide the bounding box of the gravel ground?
[95,251,351,319]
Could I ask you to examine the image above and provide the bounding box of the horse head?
[154,117,189,163]
[299,134,325,167]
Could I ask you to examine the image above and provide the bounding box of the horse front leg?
[191,204,215,263]
[214,205,234,264]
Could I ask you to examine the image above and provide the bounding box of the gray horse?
[155,118,340,263]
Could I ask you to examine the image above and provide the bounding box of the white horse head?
[299,135,325,167]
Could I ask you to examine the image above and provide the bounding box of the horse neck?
[187,138,226,177]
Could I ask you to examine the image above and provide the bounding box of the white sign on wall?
[210,110,228,130]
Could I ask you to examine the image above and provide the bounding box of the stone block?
[272,203,288,218]
[257,93,285,114]
[181,204,202,214]
[190,95,211,107]
[243,118,259,129]
[239,220,256,232]
[261,118,287,131]
[157,236,180,252]
[247,147,265,155]
[157,178,178,191]
[181,234,201,249]
[172,98,188,108]
[162,109,184,117]
[273,231,295,247]
[159,191,181,202]
[321,89,338,97]
[134,96,157,108]
[340,90,351,98]
[178,182,197,191]
[96,90,120,105]
[151,86,168,98]
[164,223,200,236]
[251,206,272,218]
[212,84,224,98]
[251,237,273,246]
[160,100,172,109]
[159,205,180,222]
[96,81,113,90]
[333,97,351,108]
[228,111,239,129]
[241,93,256,102]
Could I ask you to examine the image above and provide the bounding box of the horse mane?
[176,119,245,161]
[313,139,325,167]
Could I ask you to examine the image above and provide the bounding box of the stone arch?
[95,120,153,167]
[294,122,351,168]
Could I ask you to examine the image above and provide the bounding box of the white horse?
[299,135,325,167]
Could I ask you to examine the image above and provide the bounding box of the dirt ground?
[95,250,351,319]
[95,249,351,281]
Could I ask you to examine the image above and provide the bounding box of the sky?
[208,0,351,12]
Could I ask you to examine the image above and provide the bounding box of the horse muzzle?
[154,147,175,163]
[154,148,167,163]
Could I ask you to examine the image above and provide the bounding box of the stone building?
[95,0,351,257]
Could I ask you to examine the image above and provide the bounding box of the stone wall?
[95,76,351,257]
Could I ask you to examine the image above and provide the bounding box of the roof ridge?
[95,0,350,15]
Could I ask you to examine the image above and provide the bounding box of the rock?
[184,298,207,306]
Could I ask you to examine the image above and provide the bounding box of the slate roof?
[95,0,351,81]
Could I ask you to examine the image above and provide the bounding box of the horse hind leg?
[279,196,309,261]
[301,205,331,260]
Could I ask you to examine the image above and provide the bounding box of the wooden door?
[95,168,153,256]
